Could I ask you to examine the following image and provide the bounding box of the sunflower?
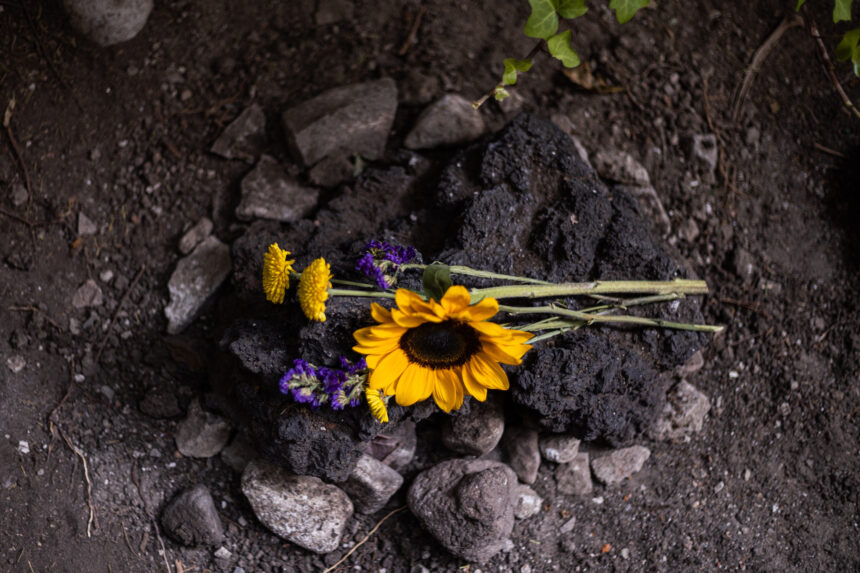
[298,257,332,321]
[352,286,533,412]
[262,243,295,304]
[365,386,389,423]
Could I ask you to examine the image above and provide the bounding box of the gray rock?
[315,0,354,25]
[220,432,259,473]
[441,397,505,456]
[175,399,232,458]
[677,218,700,242]
[408,459,517,562]
[341,454,404,514]
[210,104,266,162]
[6,355,25,374]
[513,484,543,520]
[592,150,650,186]
[72,279,104,308]
[364,420,417,471]
[235,155,319,222]
[678,350,705,377]
[62,0,153,46]
[78,212,97,235]
[649,381,710,442]
[404,94,486,150]
[556,452,592,496]
[164,235,232,334]
[539,434,580,464]
[616,184,671,237]
[591,446,651,485]
[732,247,755,282]
[178,217,213,255]
[502,426,540,484]
[307,154,354,188]
[690,133,718,172]
[11,183,28,207]
[161,484,224,547]
[241,459,353,554]
[282,78,397,167]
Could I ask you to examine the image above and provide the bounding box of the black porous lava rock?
[221,113,709,481]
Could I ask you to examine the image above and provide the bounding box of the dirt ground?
[1,0,858,572]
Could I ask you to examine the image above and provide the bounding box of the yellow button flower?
[365,386,389,423]
[262,243,295,304]
[298,257,332,322]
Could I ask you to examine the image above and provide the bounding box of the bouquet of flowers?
[262,240,722,424]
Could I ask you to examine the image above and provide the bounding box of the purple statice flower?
[279,359,329,409]
[280,357,369,411]
[331,357,369,409]
[356,240,416,290]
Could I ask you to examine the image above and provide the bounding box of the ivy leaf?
[422,264,452,302]
[547,30,581,67]
[834,0,853,23]
[609,0,650,24]
[836,28,860,76]
[557,0,588,19]
[494,86,511,101]
[524,0,559,39]
[796,0,806,10]
[502,58,534,85]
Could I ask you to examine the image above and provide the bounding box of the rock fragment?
[341,454,404,514]
[178,217,213,254]
[72,279,104,309]
[11,183,28,207]
[210,104,266,162]
[235,155,319,222]
[649,381,710,442]
[616,184,671,237]
[62,0,153,46]
[591,446,651,485]
[161,484,225,547]
[539,434,581,464]
[408,459,517,562]
[404,94,486,150]
[6,355,26,374]
[241,459,353,554]
[364,420,416,471]
[501,426,540,484]
[281,78,397,167]
[592,150,651,186]
[164,235,232,334]
[513,484,543,519]
[441,397,505,456]
[78,212,97,236]
[690,133,718,172]
[175,399,232,458]
[220,433,259,473]
[556,452,592,496]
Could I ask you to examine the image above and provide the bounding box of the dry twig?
[398,6,427,56]
[95,264,146,363]
[9,305,63,331]
[732,15,802,121]
[803,10,860,118]
[323,506,407,573]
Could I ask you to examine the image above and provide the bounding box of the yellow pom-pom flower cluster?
[298,257,332,322]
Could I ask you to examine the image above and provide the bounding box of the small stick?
[95,264,146,363]
[804,10,860,119]
[9,305,63,331]
[732,15,802,121]
[812,141,846,158]
[322,506,407,573]
[3,98,32,200]
[398,5,426,56]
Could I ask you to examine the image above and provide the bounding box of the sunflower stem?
[399,263,550,285]
[499,304,724,333]
[472,279,710,300]
[332,278,378,289]
[329,289,396,299]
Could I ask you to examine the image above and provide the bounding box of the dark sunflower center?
[399,319,481,369]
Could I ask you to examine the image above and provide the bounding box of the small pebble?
[18,441,30,454]
[6,355,26,373]
[214,547,232,559]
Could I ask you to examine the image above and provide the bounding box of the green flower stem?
[332,279,378,289]
[329,288,395,299]
[473,279,710,300]
[399,264,550,285]
[499,304,724,333]
[528,326,582,344]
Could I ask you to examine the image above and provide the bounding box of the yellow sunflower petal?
[461,365,488,401]
[394,364,434,406]
[440,285,472,314]
[395,289,426,311]
[432,369,464,412]
[392,308,440,327]
[368,349,409,392]
[457,296,498,321]
[469,353,510,391]
[468,320,507,338]
[370,302,393,323]
[479,340,524,366]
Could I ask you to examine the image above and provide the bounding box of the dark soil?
[1,1,858,572]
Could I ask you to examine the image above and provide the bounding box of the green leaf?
[796,0,806,10]
[502,58,534,85]
[524,0,559,39]
[422,264,452,302]
[834,0,853,23]
[547,30,581,67]
[609,0,650,24]
[557,0,588,19]
[836,28,860,76]
[494,86,511,101]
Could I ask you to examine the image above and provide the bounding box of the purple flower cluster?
[356,240,416,290]
[279,357,367,411]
